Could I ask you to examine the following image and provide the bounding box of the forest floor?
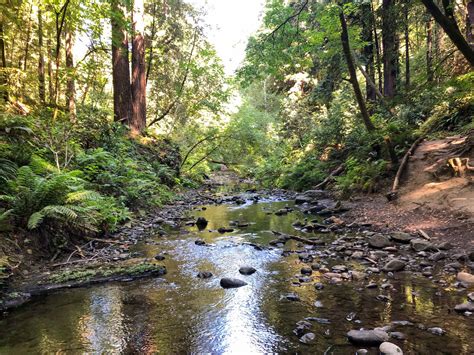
[344,134,474,249]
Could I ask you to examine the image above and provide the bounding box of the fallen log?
[315,164,345,190]
[386,136,424,201]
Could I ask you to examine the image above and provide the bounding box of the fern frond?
[0,195,15,203]
[27,205,79,229]
[66,190,102,203]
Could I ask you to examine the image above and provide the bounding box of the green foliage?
[335,158,388,195]
[0,165,129,234]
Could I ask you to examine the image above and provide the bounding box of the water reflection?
[0,199,473,353]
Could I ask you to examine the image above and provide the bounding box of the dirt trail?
[345,133,474,249]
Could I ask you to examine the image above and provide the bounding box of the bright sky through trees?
[187,0,266,75]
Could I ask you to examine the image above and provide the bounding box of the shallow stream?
[1,196,473,353]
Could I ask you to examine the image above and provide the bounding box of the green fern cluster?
[0,165,129,233]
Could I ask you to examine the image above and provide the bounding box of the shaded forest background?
[0,0,472,257]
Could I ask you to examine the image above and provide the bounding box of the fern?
[66,190,102,203]
[27,205,78,229]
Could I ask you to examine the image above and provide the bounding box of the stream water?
[1,196,473,354]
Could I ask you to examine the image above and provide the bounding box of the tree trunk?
[404,0,410,89]
[420,0,474,65]
[362,2,376,103]
[466,0,474,46]
[339,9,375,132]
[131,0,147,134]
[22,4,33,71]
[38,9,46,103]
[111,0,133,124]
[53,0,71,108]
[382,0,398,97]
[0,20,8,101]
[426,16,434,81]
[371,1,383,94]
[47,37,54,104]
[65,26,76,122]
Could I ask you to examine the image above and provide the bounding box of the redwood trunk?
[131,0,146,134]
[382,0,398,97]
[111,0,132,124]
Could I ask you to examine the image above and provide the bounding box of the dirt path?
[345,134,474,249]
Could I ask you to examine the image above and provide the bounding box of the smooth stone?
[306,317,331,324]
[427,327,445,335]
[351,271,367,281]
[154,254,166,261]
[314,282,325,290]
[468,292,474,302]
[239,266,257,275]
[314,300,324,308]
[352,251,364,258]
[195,239,206,246]
[380,342,403,354]
[311,263,321,270]
[356,350,368,355]
[390,232,414,244]
[383,259,406,272]
[454,302,474,312]
[220,278,247,289]
[347,329,390,345]
[196,217,208,229]
[369,235,392,249]
[217,227,234,233]
[332,265,348,273]
[437,242,453,250]
[457,272,474,284]
[301,267,313,275]
[390,332,407,340]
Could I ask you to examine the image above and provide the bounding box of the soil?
[344,134,474,250]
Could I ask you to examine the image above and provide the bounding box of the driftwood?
[315,164,345,189]
[386,137,424,201]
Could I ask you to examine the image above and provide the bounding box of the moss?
[48,262,165,284]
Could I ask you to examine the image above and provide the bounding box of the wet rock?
[428,252,447,262]
[293,320,312,337]
[154,254,166,261]
[239,266,257,275]
[390,232,414,244]
[457,272,474,284]
[195,239,206,246]
[454,302,474,312]
[383,259,406,272]
[220,278,247,288]
[427,327,445,335]
[356,349,368,355]
[311,263,321,271]
[352,251,364,259]
[380,342,403,354]
[391,320,413,327]
[410,239,432,252]
[314,282,325,290]
[196,217,208,230]
[366,281,378,289]
[295,195,314,204]
[306,317,331,324]
[468,292,474,302]
[197,271,213,279]
[299,332,316,344]
[390,332,407,340]
[347,329,390,345]
[445,262,462,270]
[302,189,328,200]
[217,227,234,233]
[275,209,288,216]
[314,300,323,308]
[283,293,300,301]
[301,267,313,275]
[369,235,392,249]
[376,295,391,302]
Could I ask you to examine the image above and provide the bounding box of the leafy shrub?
[335,157,387,195]
[0,166,129,234]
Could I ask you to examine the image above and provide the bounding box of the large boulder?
[347,329,390,345]
[220,278,248,288]
[369,235,392,249]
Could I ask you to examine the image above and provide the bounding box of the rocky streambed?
[0,188,473,353]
